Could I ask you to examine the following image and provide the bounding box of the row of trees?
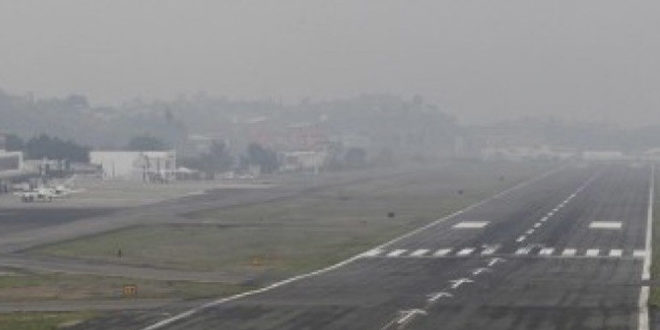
[5,134,90,162]
[180,142,280,175]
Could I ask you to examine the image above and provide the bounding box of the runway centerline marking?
[453,221,489,229]
[589,221,622,229]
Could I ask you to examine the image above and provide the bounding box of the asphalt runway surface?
[76,163,654,330]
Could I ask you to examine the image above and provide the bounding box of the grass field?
[0,312,95,330]
[0,271,252,301]
[30,161,548,281]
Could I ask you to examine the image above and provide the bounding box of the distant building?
[481,146,577,161]
[0,150,25,193]
[582,151,626,161]
[281,151,328,172]
[90,151,176,182]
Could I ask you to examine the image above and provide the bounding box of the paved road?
[80,163,653,330]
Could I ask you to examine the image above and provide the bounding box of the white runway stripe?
[410,249,430,257]
[609,249,623,257]
[585,249,600,257]
[387,249,407,257]
[634,250,647,258]
[433,249,452,257]
[361,249,382,257]
[481,246,499,255]
[539,248,554,256]
[456,248,475,256]
[371,247,639,259]
[515,247,531,255]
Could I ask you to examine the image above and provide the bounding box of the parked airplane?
[15,176,83,202]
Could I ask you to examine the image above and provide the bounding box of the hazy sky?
[1,1,659,126]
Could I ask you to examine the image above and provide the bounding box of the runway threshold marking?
[456,248,475,256]
[362,249,383,257]
[585,249,600,257]
[453,221,489,229]
[589,221,622,229]
[410,249,430,257]
[561,249,577,256]
[539,248,554,255]
[368,247,647,259]
[481,245,499,255]
[433,249,452,257]
[387,249,407,257]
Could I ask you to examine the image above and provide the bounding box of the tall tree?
[247,143,279,173]
[126,135,168,151]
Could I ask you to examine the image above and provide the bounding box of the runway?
[82,163,654,330]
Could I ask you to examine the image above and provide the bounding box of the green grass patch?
[0,272,252,301]
[0,311,95,330]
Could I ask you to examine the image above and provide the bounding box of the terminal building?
[0,133,26,193]
[90,150,176,182]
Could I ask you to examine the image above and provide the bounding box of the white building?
[90,151,176,182]
[282,151,328,172]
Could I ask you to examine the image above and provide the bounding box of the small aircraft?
[15,176,83,203]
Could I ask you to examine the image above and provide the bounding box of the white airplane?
[15,176,83,202]
[15,188,58,202]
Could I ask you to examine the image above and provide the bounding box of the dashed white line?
[433,249,452,257]
[533,223,542,228]
[515,235,526,243]
[453,221,489,229]
[562,248,577,256]
[609,249,623,257]
[589,221,622,229]
[481,246,499,256]
[410,249,430,257]
[427,292,452,303]
[515,247,531,255]
[456,248,475,256]
[634,250,647,258]
[387,249,407,257]
[525,229,535,235]
[585,249,600,257]
[449,278,473,289]
[539,248,554,256]
[362,249,382,257]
